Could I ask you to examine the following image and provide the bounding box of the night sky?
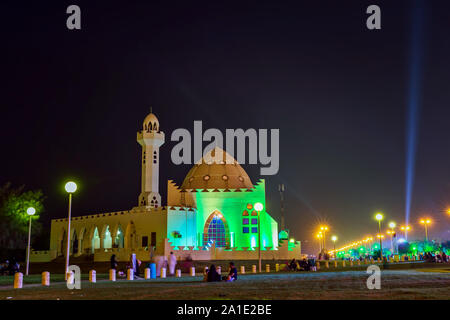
[2,0,450,253]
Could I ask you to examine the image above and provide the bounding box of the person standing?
[110,254,118,270]
[168,251,177,276]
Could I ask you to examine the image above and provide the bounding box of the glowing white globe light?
[65,181,77,193]
[254,202,263,212]
[27,207,36,216]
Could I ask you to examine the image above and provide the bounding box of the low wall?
[29,250,57,262]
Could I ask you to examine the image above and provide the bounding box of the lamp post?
[419,218,431,241]
[316,232,323,253]
[388,222,396,254]
[400,225,411,240]
[25,207,36,276]
[64,181,77,280]
[254,202,263,273]
[331,235,337,259]
[375,213,384,261]
[320,226,328,252]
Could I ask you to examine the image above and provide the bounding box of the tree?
[0,182,45,250]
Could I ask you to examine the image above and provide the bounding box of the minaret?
[137,110,164,208]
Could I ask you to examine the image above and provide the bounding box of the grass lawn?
[0,265,449,300]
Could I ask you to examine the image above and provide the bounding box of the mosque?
[31,111,300,262]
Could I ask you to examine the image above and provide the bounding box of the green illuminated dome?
[279,230,289,240]
[181,147,254,190]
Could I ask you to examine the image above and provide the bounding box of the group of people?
[0,258,20,276]
[288,258,317,271]
[421,251,448,263]
[109,250,178,279]
[203,262,238,282]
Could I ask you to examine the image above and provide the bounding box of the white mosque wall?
[41,206,169,262]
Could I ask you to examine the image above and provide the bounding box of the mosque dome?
[279,230,289,240]
[143,112,159,133]
[181,147,254,190]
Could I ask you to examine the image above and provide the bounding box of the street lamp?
[400,225,411,240]
[25,207,36,276]
[419,218,432,241]
[388,222,396,254]
[64,181,77,280]
[320,226,328,252]
[316,232,323,253]
[331,235,337,259]
[254,202,263,273]
[375,213,384,261]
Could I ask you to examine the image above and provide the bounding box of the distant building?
[32,111,300,262]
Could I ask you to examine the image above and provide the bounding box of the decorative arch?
[90,226,100,253]
[78,227,86,254]
[125,221,137,249]
[58,228,66,256]
[101,224,112,249]
[203,210,230,248]
[113,224,124,248]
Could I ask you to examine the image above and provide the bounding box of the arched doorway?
[103,225,112,249]
[91,227,100,253]
[59,229,66,256]
[72,232,78,254]
[125,222,136,249]
[114,225,124,248]
[203,211,230,248]
[79,228,86,254]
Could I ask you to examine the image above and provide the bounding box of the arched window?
[153,122,158,131]
[203,212,230,248]
[148,122,153,132]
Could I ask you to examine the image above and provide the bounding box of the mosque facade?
[31,112,300,262]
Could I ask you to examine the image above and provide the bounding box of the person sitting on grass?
[289,259,297,271]
[223,262,237,282]
[207,264,221,282]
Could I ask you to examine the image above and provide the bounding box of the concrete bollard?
[89,270,96,283]
[127,269,134,280]
[266,264,270,272]
[190,267,195,276]
[14,272,23,289]
[67,271,74,285]
[334,260,338,268]
[109,269,116,281]
[325,261,329,268]
[217,266,221,275]
[240,266,245,274]
[42,271,50,286]
[252,265,257,273]
[275,263,280,272]
[176,269,181,277]
[145,268,151,279]
[350,260,353,267]
[161,267,167,278]
[342,260,346,268]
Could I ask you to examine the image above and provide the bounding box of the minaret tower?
[137,109,164,208]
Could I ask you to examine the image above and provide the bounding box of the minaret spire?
[137,110,165,208]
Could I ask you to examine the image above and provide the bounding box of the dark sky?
[2,0,450,253]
